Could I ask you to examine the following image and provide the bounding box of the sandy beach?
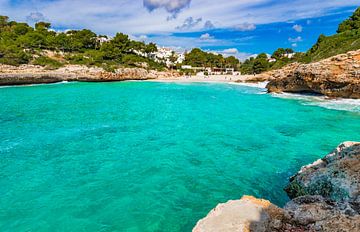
[151,74,258,83]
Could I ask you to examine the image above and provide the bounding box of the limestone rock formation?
[266,50,360,99]
[0,64,180,85]
[193,142,360,232]
[193,196,285,232]
[285,142,360,210]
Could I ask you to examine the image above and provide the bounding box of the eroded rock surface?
[193,196,285,232]
[266,50,360,99]
[285,142,360,204]
[0,64,180,85]
[193,142,360,232]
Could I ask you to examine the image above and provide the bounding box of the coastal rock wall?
[0,64,180,85]
[266,50,360,99]
[193,142,360,232]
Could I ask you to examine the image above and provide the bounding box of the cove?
[0,81,359,231]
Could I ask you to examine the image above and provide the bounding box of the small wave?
[0,81,72,89]
[273,93,360,113]
[229,81,269,89]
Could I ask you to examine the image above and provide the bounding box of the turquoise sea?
[0,81,359,231]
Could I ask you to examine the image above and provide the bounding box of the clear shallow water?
[0,81,359,232]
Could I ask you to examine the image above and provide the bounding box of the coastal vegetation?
[0,6,359,75]
[240,49,300,74]
[182,48,240,71]
[240,6,360,74]
[0,16,165,70]
[303,8,360,63]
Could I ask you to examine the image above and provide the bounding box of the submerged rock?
[193,142,360,231]
[266,50,360,99]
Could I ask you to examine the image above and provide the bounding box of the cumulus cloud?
[291,43,298,47]
[143,0,191,16]
[222,48,239,55]
[26,12,46,23]
[217,48,254,61]
[136,34,148,41]
[234,22,256,31]
[204,20,215,30]
[200,33,214,40]
[176,17,202,30]
[293,24,303,32]
[288,36,302,42]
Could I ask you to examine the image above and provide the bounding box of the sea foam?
[229,81,269,89]
[274,93,360,113]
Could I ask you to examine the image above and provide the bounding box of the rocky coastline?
[2,50,360,101]
[193,142,360,232]
[0,64,180,86]
[265,50,360,99]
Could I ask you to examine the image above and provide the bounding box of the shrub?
[32,56,63,69]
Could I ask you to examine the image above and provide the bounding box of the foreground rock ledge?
[193,142,360,232]
[265,50,360,99]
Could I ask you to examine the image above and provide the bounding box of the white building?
[284,53,296,59]
[97,36,111,44]
[268,58,277,63]
[151,47,185,67]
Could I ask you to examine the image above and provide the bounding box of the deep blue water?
[0,81,359,231]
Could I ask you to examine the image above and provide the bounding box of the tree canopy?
[337,7,360,33]
[0,15,165,70]
[183,48,240,70]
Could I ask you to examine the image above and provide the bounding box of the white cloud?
[0,0,358,35]
[222,48,239,54]
[26,12,46,23]
[176,17,202,30]
[204,20,215,29]
[200,33,214,40]
[292,43,298,47]
[288,36,303,42]
[143,0,191,16]
[216,48,254,61]
[293,24,303,32]
[234,22,256,31]
[135,34,148,42]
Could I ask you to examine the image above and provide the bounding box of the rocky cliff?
[265,50,360,99]
[193,142,360,232]
[0,64,180,85]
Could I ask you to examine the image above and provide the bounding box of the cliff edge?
[266,50,360,99]
[0,64,180,86]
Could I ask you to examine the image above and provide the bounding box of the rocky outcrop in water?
[0,64,180,85]
[285,142,360,203]
[193,142,360,232]
[266,50,360,99]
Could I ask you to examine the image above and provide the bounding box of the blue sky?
[1,0,359,59]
